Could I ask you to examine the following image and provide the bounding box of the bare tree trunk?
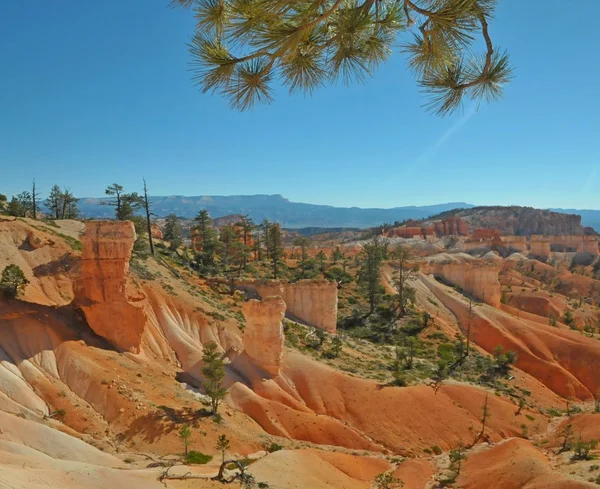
[212,459,246,482]
[32,179,40,220]
[143,179,154,255]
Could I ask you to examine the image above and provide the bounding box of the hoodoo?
[240,279,338,333]
[75,220,146,353]
[242,296,286,376]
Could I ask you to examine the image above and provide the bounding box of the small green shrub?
[186,451,213,464]
[267,443,283,453]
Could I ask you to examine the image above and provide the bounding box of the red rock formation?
[150,223,163,240]
[242,296,286,376]
[501,236,527,252]
[473,228,501,239]
[245,279,338,333]
[581,235,599,254]
[388,227,423,238]
[26,230,54,249]
[75,221,146,353]
[422,225,436,236]
[422,255,502,306]
[434,217,469,236]
[530,235,551,259]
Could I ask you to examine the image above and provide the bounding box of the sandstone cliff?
[242,296,286,376]
[240,279,338,333]
[75,221,146,353]
[434,206,585,236]
[422,253,502,306]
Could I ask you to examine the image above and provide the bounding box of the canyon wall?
[530,235,599,258]
[75,221,146,353]
[452,207,583,235]
[423,256,501,307]
[434,217,469,236]
[501,236,527,252]
[463,235,527,253]
[242,297,286,376]
[239,279,338,333]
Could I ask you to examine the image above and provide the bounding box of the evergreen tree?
[13,192,33,217]
[332,246,344,264]
[293,237,312,279]
[357,237,385,314]
[215,434,230,464]
[118,192,143,221]
[268,223,284,279]
[391,245,419,318]
[179,424,191,456]
[261,218,271,258]
[1,264,29,298]
[316,250,327,274]
[174,0,511,115]
[163,213,183,249]
[104,183,124,218]
[237,215,254,268]
[46,185,64,219]
[218,224,238,271]
[62,190,79,219]
[202,341,227,415]
[193,209,218,272]
[253,230,262,261]
[7,197,24,217]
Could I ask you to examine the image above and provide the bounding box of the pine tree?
[193,209,218,272]
[261,219,271,258]
[253,230,262,261]
[392,245,419,318]
[60,188,79,219]
[215,434,230,464]
[173,0,511,115]
[104,184,141,220]
[357,237,385,314]
[332,246,344,264]
[1,264,29,298]
[202,341,227,415]
[237,215,254,268]
[7,197,24,217]
[268,223,284,280]
[164,213,183,249]
[46,185,64,219]
[316,250,327,274]
[179,424,192,456]
[12,192,33,217]
[293,237,312,279]
[104,183,124,217]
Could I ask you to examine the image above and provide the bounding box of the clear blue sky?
[1,1,599,209]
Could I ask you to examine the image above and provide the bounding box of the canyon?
[0,215,599,489]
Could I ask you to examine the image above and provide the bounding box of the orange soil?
[458,439,596,488]
[422,274,600,400]
[230,351,547,454]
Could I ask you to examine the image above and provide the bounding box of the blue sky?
[1,1,599,209]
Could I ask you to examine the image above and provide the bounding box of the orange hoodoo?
[75,220,146,353]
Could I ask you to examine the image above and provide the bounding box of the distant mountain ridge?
[424,206,590,236]
[77,194,475,229]
[76,195,600,232]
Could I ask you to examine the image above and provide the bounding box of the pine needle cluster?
[172,0,511,115]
